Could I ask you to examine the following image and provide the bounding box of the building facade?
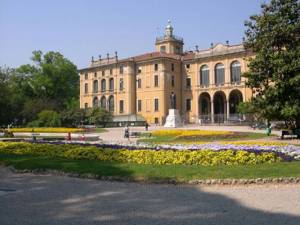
[79,21,253,125]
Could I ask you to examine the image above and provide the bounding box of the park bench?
[281,129,300,139]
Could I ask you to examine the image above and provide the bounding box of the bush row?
[0,142,283,166]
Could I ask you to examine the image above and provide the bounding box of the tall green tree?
[0,51,79,126]
[244,0,300,127]
[0,67,26,125]
[0,67,13,126]
[243,0,300,127]
[16,50,79,109]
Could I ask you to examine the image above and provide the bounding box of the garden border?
[6,166,300,186]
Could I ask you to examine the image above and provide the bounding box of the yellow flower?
[152,130,232,137]
[9,127,84,133]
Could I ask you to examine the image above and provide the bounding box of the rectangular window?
[154,117,159,124]
[171,63,175,71]
[84,103,88,109]
[154,64,158,71]
[137,100,142,112]
[119,78,124,90]
[154,75,159,87]
[160,46,166,53]
[119,100,124,113]
[186,99,191,111]
[85,73,88,80]
[110,69,112,75]
[186,77,191,88]
[102,71,105,76]
[186,64,190,69]
[119,65,124,74]
[154,98,159,112]
[84,83,88,94]
[94,72,97,78]
[137,78,142,88]
[109,79,114,91]
[171,75,175,87]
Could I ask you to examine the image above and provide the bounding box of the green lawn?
[138,132,270,144]
[1,153,299,182]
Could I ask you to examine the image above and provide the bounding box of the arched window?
[101,79,106,92]
[100,96,106,109]
[215,63,225,85]
[108,96,114,112]
[230,61,241,83]
[93,80,98,93]
[93,97,98,107]
[109,78,114,91]
[200,65,209,86]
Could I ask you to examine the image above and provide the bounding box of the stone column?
[211,101,214,124]
[226,101,230,122]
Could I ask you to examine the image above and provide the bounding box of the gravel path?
[0,167,300,225]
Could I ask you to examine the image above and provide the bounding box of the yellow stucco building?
[79,21,253,125]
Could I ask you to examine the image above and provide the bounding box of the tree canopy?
[0,50,79,126]
[16,50,79,108]
[243,0,300,127]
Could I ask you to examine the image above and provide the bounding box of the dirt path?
[1,167,299,225]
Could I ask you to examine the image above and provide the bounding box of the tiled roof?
[181,52,195,61]
[78,43,248,72]
[128,52,182,62]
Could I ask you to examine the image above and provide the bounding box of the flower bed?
[152,130,232,137]
[147,129,267,142]
[9,127,85,133]
[0,141,293,166]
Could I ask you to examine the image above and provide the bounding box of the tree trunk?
[296,116,300,129]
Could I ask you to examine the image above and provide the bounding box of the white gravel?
[1,167,300,225]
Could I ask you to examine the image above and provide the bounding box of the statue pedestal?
[164,109,182,128]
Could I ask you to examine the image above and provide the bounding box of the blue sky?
[0,0,264,69]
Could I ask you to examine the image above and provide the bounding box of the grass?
[139,132,270,144]
[1,153,300,182]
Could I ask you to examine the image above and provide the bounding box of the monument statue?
[170,92,176,109]
[164,92,181,127]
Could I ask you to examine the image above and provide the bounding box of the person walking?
[145,122,149,131]
[124,124,129,139]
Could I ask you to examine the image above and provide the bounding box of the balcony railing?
[195,81,245,89]
[197,114,246,125]
[156,35,183,42]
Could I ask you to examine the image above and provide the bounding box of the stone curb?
[8,167,300,186]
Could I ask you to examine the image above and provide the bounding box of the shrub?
[87,108,112,127]
[0,142,284,166]
[36,110,61,127]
